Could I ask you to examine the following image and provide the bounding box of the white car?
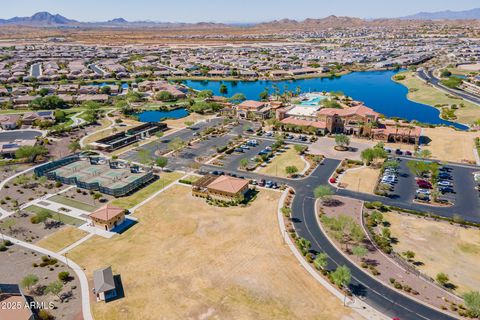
[438,181,452,187]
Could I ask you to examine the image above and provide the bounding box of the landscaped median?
[278,187,385,320]
[315,196,467,319]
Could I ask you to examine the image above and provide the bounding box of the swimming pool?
[300,96,325,106]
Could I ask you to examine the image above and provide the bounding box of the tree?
[228,93,246,102]
[219,84,228,94]
[21,274,39,290]
[68,140,81,153]
[92,192,102,204]
[100,86,111,95]
[314,185,334,203]
[436,272,449,286]
[331,265,352,288]
[155,156,168,169]
[383,160,400,170]
[259,90,269,101]
[239,158,249,169]
[402,250,416,261]
[361,147,387,165]
[58,271,70,282]
[464,291,480,317]
[15,145,48,162]
[286,165,299,176]
[45,280,63,300]
[294,144,308,154]
[38,88,49,97]
[156,90,174,102]
[334,134,350,148]
[197,90,213,99]
[352,245,368,261]
[30,210,52,224]
[295,237,311,256]
[416,149,432,159]
[314,253,328,271]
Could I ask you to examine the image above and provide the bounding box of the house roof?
[0,284,33,320]
[89,205,124,222]
[281,117,327,129]
[93,267,116,294]
[207,175,249,194]
[318,105,379,118]
[237,100,265,110]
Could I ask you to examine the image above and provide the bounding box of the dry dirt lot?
[339,167,380,194]
[36,226,88,253]
[0,244,82,320]
[422,127,480,163]
[385,212,480,295]
[69,185,361,320]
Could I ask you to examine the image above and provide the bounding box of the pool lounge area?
[299,94,327,106]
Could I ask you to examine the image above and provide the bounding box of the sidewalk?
[0,233,93,320]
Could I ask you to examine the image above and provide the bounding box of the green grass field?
[394,71,480,125]
[110,171,183,209]
[49,195,98,212]
[25,205,85,227]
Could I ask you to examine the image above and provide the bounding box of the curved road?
[417,69,480,106]
[202,157,468,319]
[290,159,455,320]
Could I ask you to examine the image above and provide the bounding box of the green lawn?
[25,205,85,227]
[257,147,306,178]
[110,171,183,209]
[394,71,480,125]
[49,195,98,212]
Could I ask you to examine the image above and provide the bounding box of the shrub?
[58,271,70,282]
[394,282,403,290]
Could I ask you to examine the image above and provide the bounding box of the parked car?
[416,189,431,195]
[395,149,403,155]
[439,186,454,194]
[265,181,274,188]
[405,151,412,156]
[438,181,453,187]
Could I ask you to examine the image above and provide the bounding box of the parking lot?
[383,157,480,212]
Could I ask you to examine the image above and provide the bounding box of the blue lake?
[184,70,468,130]
[136,108,189,122]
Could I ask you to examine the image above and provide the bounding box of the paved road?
[289,161,454,320]
[417,69,480,106]
[201,156,475,319]
[0,129,43,142]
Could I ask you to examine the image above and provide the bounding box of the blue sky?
[1,0,479,22]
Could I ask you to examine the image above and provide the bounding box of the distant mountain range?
[0,12,230,29]
[401,8,480,20]
[0,10,479,29]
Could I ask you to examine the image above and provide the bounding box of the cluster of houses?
[0,83,121,108]
[1,30,475,86]
[0,111,55,130]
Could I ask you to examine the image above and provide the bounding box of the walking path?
[0,233,93,320]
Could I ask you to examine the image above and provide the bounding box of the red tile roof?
[281,117,327,129]
[89,205,124,221]
[207,175,249,194]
